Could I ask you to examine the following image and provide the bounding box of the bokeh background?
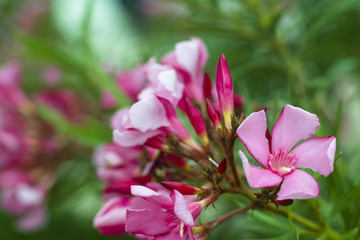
[1,0,360,239]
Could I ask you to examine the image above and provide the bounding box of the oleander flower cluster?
[0,63,81,231]
[93,38,337,239]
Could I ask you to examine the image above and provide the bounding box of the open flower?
[162,38,208,102]
[126,183,205,240]
[237,105,336,200]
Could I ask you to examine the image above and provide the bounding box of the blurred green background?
[1,0,360,239]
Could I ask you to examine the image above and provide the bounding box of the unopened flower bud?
[184,98,209,146]
[145,136,169,151]
[217,158,227,176]
[216,54,234,131]
[203,73,212,99]
[206,99,222,132]
[167,155,187,168]
[161,182,203,195]
[277,199,294,206]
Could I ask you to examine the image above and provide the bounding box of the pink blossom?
[125,183,203,240]
[112,96,168,147]
[94,196,134,235]
[0,63,26,109]
[93,143,142,183]
[35,90,81,122]
[0,170,47,231]
[237,105,336,200]
[0,128,28,169]
[138,63,184,106]
[116,60,154,101]
[162,38,208,102]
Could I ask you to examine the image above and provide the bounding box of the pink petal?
[132,184,173,208]
[131,185,161,197]
[111,108,132,130]
[129,95,169,132]
[239,151,283,189]
[292,136,336,177]
[154,231,185,240]
[126,209,170,236]
[277,169,319,200]
[271,105,320,153]
[175,40,199,77]
[16,207,47,232]
[236,110,270,167]
[93,197,130,235]
[173,190,194,226]
[113,129,162,147]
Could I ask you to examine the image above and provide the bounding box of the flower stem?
[234,187,322,232]
[200,203,254,234]
[226,144,242,188]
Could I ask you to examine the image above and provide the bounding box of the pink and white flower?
[94,196,135,235]
[237,105,336,200]
[162,38,208,102]
[0,170,47,231]
[93,143,141,183]
[125,183,204,240]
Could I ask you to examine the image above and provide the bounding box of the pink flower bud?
[161,182,202,195]
[157,97,191,142]
[216,54,234,130]
[206,99,222,131]
[183,98,209,146]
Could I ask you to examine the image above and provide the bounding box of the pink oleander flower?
[93,143,142,183]
[0,170,47,231]
[94,196,135,235]
[0,63,26,109]
[126,183,205,240]
[162,38,208,102]
[35,90,81,122]
[0,128,29,169]
[112,95,169,147]
[117,60,154,101]
[216,54,234,131]
[237,105,336,200]
[138,63,184,106]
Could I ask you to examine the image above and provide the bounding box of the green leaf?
[328,181,360,218]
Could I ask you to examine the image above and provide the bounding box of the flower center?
[268,149,297,176]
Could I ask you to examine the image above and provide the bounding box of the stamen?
[179,222,184,237]
[268,149,297,176]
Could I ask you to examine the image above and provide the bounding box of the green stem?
[226,144,242,188]
[238,187,322,232]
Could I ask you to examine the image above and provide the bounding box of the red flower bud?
[217,158,227,175]
[277,199,294,206]
[203,72,212,99]
[145,136,168,151]
[234,94,243,108]
[161,181,202,195]
[167,155,187,168]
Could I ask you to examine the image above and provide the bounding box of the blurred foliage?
[1,0,360,239]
